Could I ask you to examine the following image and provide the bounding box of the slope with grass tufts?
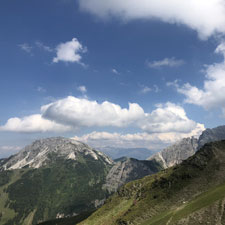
[79,140,225,225]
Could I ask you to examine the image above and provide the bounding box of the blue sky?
[1,0,225,157]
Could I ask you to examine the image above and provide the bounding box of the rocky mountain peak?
[198,125,225,149]
[1,137,113,170]
[148,125,225,170]
[148,136,198,169]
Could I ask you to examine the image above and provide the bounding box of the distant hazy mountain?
[79,140,225,225]
[148,137,198,168]
[98,146,155,160]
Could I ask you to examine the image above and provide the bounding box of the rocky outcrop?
[198,125,225,149]
[148,137,198,169]
[103,157,161,193]
[148,125,225,170]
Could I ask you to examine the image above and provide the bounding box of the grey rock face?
[1,137,113,170]
[198,125,225,149]
[0,158,6,167]
[148,137,198,169]
[103,157,161,193]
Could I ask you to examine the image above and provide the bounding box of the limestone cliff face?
[148,125,225,169]
[1,137,113,170]
[148,137,198,169]
[198,125,225,149]
[103,157,161,193]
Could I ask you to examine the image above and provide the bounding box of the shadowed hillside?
[79,140,225,225]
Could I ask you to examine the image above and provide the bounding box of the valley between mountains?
[1,125,225,225]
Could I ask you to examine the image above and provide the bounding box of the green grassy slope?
[79,140,225,225]
[0,154,111,225]
[36,210,95,225]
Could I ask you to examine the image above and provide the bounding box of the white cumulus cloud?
[78,0,225,39]
[53,38,86,64]
[173,41,225,116]
[0,97,204,135]
[41,96,145,128]
[41,96,203,134]
[0,114,71,133]
[140,102,202,133]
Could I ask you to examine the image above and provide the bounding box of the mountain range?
[0,137,160,225]
[1,125,225,224]
[0,138,113,225]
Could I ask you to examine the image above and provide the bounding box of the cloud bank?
[78,0,225,39]
[0,96,204,149]
[72,125,204,149]
[0,97,204,148]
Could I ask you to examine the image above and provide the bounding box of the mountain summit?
[198,125,225,149]
[148,137,198,168]
[0,137,114,225]
[148,125,225,169]
[1,137,113,170]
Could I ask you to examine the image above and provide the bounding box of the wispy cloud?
[140,86,152,94]
[35,41,53,52]
[37,86,46,93]
[112,68,119,74]
[18,43,32,53]
[140,84,160,94]
[77,85,87,94]
[147,57,184,69]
